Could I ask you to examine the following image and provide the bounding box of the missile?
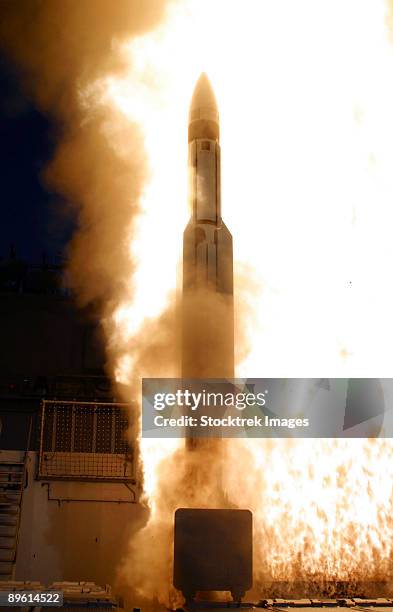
[182,74,234,379]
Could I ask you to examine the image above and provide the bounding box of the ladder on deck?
[0,461,26,579]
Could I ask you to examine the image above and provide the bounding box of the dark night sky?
[0,54,74,263]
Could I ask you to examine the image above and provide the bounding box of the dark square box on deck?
[173,508,253,600]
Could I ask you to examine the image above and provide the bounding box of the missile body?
[182,74,234,379]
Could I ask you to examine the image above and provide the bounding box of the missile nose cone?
[190,73,219,120]
[188,73,220,142]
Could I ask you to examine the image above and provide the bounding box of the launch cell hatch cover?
[173,508,253,602]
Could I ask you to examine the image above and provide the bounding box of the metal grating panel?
[38,400,133,482]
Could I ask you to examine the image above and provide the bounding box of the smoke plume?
[0,0,171,309]
[0,0,180,469]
